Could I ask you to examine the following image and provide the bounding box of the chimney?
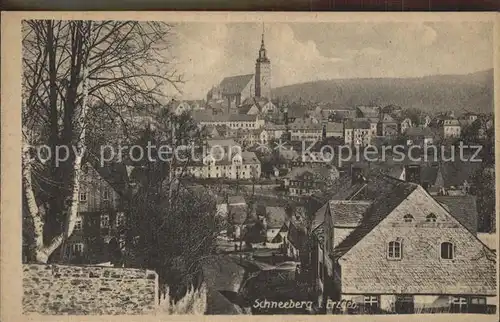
[405,164,421,184]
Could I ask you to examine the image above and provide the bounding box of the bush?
[158,283,207,315]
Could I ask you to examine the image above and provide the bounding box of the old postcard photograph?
[1,11,498,320]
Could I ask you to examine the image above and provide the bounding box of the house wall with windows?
[338,186,496,312]
[62,163,126,263]
[78,165,121,213]
[175,152,261,180]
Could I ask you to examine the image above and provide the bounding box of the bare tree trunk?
[22,21,93,264]
[59,21,93,261]
[22,142,48,263]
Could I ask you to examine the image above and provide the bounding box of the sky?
[167,22,493,100]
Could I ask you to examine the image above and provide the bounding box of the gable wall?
[340,186,496,295]
[78,165,120,213]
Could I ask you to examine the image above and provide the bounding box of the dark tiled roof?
[434,195,478,233]
[356,106,380,118]
[419,162,481,188]
[219,74,254,95]
[192,110,258,123]
[228,195,246,205]
[265,206,288,228]
[285,166,334,180]
[440,161,481,188]
[405,126,434,137]
[288,118,322,130]
[329,201,372,228]
[87,160,130,197]
[229,205,249,225]
[287,221,307,251]
[325,122,343,132]
[421,165,440,185]
[334,180,418,259]
[344,118,371,129]
[286,106,307,119]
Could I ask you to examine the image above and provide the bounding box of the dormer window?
[440,242,454,259]
[426,213,437,222]
[403,214,414,222]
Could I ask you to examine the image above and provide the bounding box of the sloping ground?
[273,69,493,114]
[201,255,248,314]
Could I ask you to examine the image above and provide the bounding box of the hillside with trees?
[273,69,493,114]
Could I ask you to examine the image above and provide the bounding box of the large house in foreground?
[56,162,131,264]
[291,172,497,314]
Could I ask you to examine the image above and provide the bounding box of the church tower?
[255,28,271,98]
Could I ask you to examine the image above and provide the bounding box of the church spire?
[257,23,269,63]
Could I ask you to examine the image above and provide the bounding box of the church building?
[207,30,272,110]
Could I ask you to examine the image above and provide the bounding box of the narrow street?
[201,255,249,314]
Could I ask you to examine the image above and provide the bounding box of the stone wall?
[23,264,158,315]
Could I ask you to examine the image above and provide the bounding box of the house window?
[403,214,414,222]
[79,190,87,202]
[426,213,437,222]
[450,297,468,313]
[470,297,486,305]
[74,216,83,231]
[441,242,454,259]
[388,241,402,259]
[102,187,110,201]
[116,212,125,227]
[363,296,380,312]
[100,214,110,228]
[66,242,84,257]
[469,297,487,313]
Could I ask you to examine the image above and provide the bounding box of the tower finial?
[257,22,269,62]
[261,22,265,46]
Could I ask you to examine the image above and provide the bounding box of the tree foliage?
[22,20,182,263]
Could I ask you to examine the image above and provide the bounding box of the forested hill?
[272,69,493,114]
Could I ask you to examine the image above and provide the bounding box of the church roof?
[219,74,254,95]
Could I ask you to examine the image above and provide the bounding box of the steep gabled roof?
[329,200,372,228]
[334,181,418,259]
[86,157,130,198]
[344,119,371,130]
[435,195,478,233]
[287,221,307,250]
[405,126,435,138]
[219,74,254,95]
[356,106,380,118]
[265,206,288,228]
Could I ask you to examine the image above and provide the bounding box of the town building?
[288,118,323,142]
[239,97,277,115]
[306,173,496,314]
[404,127,435,146]
[376,113,399,137]
[207,32,271,110]
[442,117,462,139]
[191,109,265,130]
[399,117,413,133]
[282,166,339,197]
[175,150,261,180]
[344,119,372,146]
[61,162,131,264]
[324,122,343,138]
